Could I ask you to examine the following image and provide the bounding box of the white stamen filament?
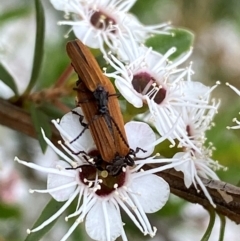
[60,218,81,241]
[51,119,72,141]
[130,193,157,236]
[118,190,150,235]
[65,193,96,221]
[40,129,74,164]
[58,140,83,164]
[102,201,111,241]
[74,186,84,213]
[14,157,74,177]
[152,47,176,72]
[134,159,187,178]
[226,82,240,96]
[116,197,144,233]
[195,174,216,207]
[166,47,193,70]
[28,187,80,233]
[29,182,76,194]
[142,80,156,96]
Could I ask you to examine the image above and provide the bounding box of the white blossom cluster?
[15,0,226,241]
[52,0,170,56]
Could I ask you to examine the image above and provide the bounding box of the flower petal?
[115,79,143,108]
[125,121,155,157]
[183,80,210,99]
[145,49,165,69]
[174,161,193,188]
[130,174,170,213]
[60,107,96,152]
[73,25,101,49]
[85,200,122,241]
[50,0,77,12]
[47,161,76,202]
[173,153,193,188]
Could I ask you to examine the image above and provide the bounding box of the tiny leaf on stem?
[30,102,51,152]
[25,0,45,94]
[145,28,194,60]
[0,63,18,96]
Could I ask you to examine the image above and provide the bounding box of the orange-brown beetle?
[66,40,138,175]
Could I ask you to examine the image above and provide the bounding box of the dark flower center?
[186,125,191,136]
[90,10,116,32]
[183,125,196,154]
[132,72,166,104]
[79,165,126,196]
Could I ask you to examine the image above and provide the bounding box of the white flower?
[145,81,222,207]
[136,146,225,207]
[105,46,215,150]
[51,0,169,55]
[105,45,192,108]
[14,107,170,241]
[226,82,240,129]
[145,67,220,152]
[176,97,220,150]
[148,80,222,207]
[104,42,223,207]
[172,149,225,207]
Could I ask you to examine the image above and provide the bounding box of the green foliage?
[207,102,240,184]
[218,214,226,241]
[200,209,216,241]
[36,41,70,90]
[39,102,66,120]
[130,0,168,23]
[145,28,194,60]
[0,202,21,219]
[157,195,186,217]
[65,200,85,240]
[124,102,149,122]
[154,138,180,158]
[30,103,51,152]
[0,63,18,96]
[0,5,31,25]
[25,0,45,95]
[25,199,66,241]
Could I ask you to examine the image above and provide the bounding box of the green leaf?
[201,209,216,241]
[0,6,31,25]
[0,63,18,95]
[25,199,65,241]
[35,42,70,90]
[154,138,180,158]
[30,103,51,152]
[0,202,21,219]
[39,103,65,120]
[130,0,166,23]
[124,101,149,122]
[218,214,226,241]
[157,196,186,217]
[25,0,45,94]
[145,28,194,60]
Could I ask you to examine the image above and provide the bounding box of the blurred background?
[1,0,240,240]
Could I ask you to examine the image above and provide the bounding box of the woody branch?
[1,97,240,224]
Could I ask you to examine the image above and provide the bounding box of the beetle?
[66,39,141,175]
